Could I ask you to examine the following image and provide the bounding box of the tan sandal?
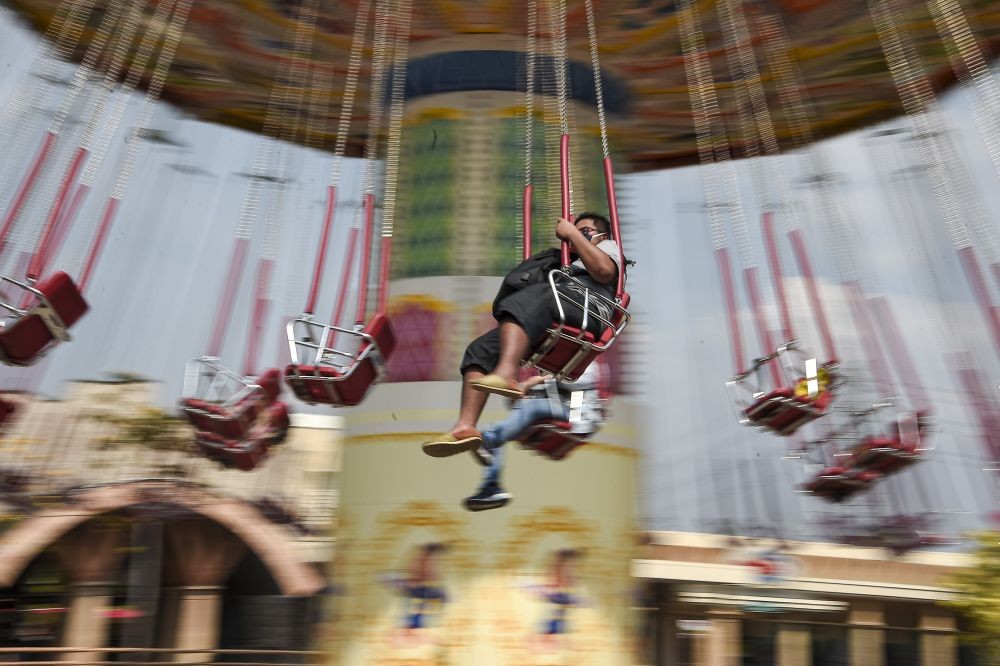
[470,374,524,399]
[421,428,484,458]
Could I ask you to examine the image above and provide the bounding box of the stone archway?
[0,479,325,596]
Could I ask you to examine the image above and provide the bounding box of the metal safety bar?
[524,269,629,381]
[286,317,387,380]
[181,357,264,411]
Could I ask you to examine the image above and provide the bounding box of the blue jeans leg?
[480,398,567,487]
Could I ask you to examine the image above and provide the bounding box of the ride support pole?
[355,192,376,325]
[761,212,794,342]
[78,194,120,292]
[743,266,781,388]
[523,184,533,260]
[955,246,1000,363]
[0,131,57,258]
[788,227,837,361]
[716,246,745,374]
[206,237,251,358]
[559,134,571,266]
[602,156,626,298]
[27,145,89,281]
[305,184,337,315]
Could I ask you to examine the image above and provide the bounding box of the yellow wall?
[326,381,640,666]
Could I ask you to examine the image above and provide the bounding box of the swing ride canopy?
[3,0,998,169]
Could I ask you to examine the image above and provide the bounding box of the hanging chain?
[546,0,574,211]
[867,0,976,252]
[328,0,373,187]
[583,0,609,160]
[381,0,412,239]
[525,0,537,188]
[926,0,1000,194]
[262,0,320,262]
[361,0,392,200]
[110,0,194,200]
[678,0,734,254]
[81,0,178,188]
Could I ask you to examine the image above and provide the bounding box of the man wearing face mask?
[422,212,623,457]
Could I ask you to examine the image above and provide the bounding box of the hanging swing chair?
[515,358,611,461]
[179,0,323,468]
[728,342,839,436]
[519,0,630,386]
[0,0,193,367]
[284,0,401,407]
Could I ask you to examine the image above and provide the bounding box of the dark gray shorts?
[461,282,609,376]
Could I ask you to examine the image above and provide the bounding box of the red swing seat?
[517,419,589,461]
[850,436,919,475]
[745,387,833,436]
[0,271,88,366]
[285,313,396,407]
[526,271,629,382]
[181,367,282,439]
[802,465,879,502]
[194,431,270,471]
[0,395,17,430]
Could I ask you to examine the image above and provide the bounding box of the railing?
[0,646,324,665]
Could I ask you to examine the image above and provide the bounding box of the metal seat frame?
[523,269,629,381]
[726,339,840,434]
[0,274,72,365]
[284,316,388,403]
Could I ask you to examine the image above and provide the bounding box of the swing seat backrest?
[249,401,291,446]
[285,314,395,407]
[516,419,591,461]
[531,293,630,382]
[0,272,88,366]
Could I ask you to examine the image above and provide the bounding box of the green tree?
[89,406,196,478]
[944,531,1000,663]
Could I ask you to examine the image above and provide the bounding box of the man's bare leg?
[492,320,532,384]
[449,368,488,436]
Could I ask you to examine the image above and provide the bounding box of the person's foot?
[470,374,524,399]
[469,444,493,467]
[421,426,483,457]
[463,483,511,511]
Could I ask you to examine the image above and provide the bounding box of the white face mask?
[580,229,606,243]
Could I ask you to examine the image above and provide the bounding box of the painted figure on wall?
[527,548,585,654]
[382,542,450,647]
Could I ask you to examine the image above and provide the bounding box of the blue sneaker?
[463,483,511,511]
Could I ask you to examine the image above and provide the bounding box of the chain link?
[583,0,609,160]
[381,0,412,239]
[927,0,1000,203]
[328,0,372,188]
[867,0,976,252]
[677,0,734,253]
[110,0,194,201]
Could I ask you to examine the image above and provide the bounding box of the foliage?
[944,531,1000,662]
[88,406,194,477]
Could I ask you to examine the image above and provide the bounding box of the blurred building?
[0,379,339,661]
[634,531,972,666]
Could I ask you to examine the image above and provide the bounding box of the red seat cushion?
[746,387,832,436]
[195,431,269,471]
[517,419,587,461]
[256,368,283,401]
[285,358,378,407]
[0,271,88,365]
[530,293,628,382]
